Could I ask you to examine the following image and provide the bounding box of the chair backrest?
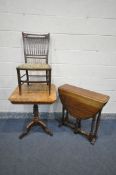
[22,32,50,64]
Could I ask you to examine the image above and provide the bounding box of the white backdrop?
[0,0,116,113]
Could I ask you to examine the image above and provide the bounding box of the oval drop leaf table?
[58,84,110,144]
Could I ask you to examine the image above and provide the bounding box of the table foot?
[19,104,53,139]
[44,127,53,136]
[19,120,53,139]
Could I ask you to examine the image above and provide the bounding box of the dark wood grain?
[58,84,110,144]
[58,84,109,120]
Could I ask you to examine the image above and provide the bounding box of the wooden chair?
[16,32,51,95]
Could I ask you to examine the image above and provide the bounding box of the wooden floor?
[9,83,56,104]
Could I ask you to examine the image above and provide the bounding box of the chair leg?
[17,68,21,95]
[48,69,51,95]
[26,70,29,85]
[46,70,49,85]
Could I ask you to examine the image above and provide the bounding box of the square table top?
[9,84,56,104]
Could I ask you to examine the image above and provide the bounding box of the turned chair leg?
[48,69,51,95]
[26,70,29,85]
[17,68,22,95]
[46,70,49,85]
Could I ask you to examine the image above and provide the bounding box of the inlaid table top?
[9,83,56,104]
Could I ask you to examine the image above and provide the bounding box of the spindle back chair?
[16,32,51,95]
[23,32,49,64]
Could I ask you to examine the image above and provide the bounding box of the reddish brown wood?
[9,84,56,138]
[58,84,109,120]
[58,84,110,144]
[19,104,53,139]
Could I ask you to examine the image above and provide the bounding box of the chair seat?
[17,63,51,70]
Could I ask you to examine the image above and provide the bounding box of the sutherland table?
[58,84,110,144]
[9,83,56,139]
